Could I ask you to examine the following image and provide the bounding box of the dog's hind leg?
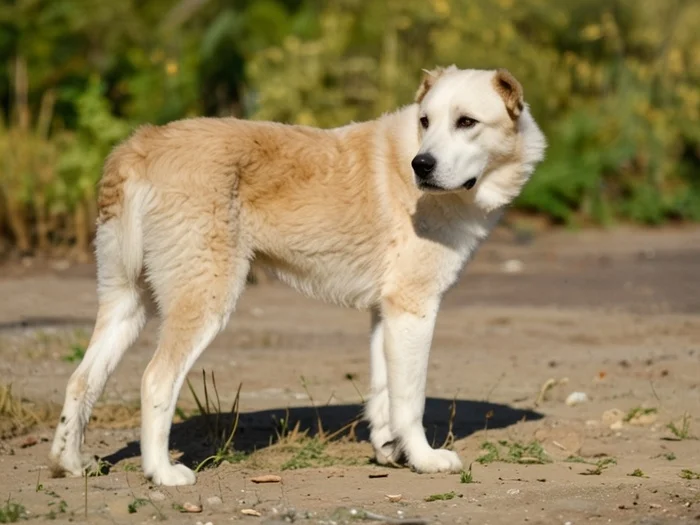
[139,258,248,486]
[138,200,250,485]
[365,308,401,465]
[50,222,148,477]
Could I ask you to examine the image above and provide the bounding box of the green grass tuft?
[476,440,550,465]
[425,491,457,502]
[0,500,27,523]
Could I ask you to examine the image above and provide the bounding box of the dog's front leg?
[365,309,401,465]
[382,298,463,473]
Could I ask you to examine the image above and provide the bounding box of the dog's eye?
[419,116,429,129]
[456,116,477,129]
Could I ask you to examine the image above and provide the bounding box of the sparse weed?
[580,457,617,476]
[476,442,499,464]
[425,491,458,502]
[652,452,676,461]
[666,414,694,440]
[460,464,475,484]
[187,372,245,472]
[627,468,647,478]
[0,499,27,523]
[174,407,189,421]
[121,462,139,472]
[281,438,336,470]
[127,498,148,514]
[624,407,657,422]
[62,344,86,363]
[45,499,67,520]
[679,469,700,480]
[85,458,110,477]
[476,440,550,465]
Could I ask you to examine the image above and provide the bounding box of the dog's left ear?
[493,69,524,120]
[415,65,456,103]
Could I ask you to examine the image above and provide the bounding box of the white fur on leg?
[50,290,145,477]
[140,320,222,486]
[365,310,400,464]
[382,303,463,474]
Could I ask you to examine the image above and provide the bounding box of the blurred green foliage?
[0,0,698,256]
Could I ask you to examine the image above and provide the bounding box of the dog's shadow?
[103,398,542,470]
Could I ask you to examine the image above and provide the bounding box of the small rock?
[385,494,402,502]
[206,496,222,506]
[241,509,262,517]
[506,488,520,495]
[501,259,524,273]
[19,436,38,448]
[251,474,282,484]
[565,392,588,406]
[181,502,202,513]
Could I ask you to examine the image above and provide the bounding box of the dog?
[50,65,546,486]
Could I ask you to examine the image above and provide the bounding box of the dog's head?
[412,66,546,210]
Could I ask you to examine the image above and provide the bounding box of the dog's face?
[411,66,526,194]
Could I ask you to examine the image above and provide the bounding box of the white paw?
[147,463,196,486]
[370,426,401,465]
[49,451,96,478]
[408,448,463,474]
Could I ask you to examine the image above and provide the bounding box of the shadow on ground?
[103,398,542,469]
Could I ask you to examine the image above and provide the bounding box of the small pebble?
[206,496,222,506]
[565,392,588,406]
[251,474,282,484]
[501,259,524,273]
[182,502,202,513]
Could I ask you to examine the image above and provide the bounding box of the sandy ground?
[1,225,699,524]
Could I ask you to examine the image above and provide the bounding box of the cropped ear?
[492,68,524,119]
[415,65,455,103]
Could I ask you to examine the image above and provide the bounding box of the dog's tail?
[97,134,152,286]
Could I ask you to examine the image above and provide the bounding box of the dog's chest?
[255,234,387,310]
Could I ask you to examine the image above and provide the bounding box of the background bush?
[0,0,698,257]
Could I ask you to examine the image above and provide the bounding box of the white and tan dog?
[50,66,546,486]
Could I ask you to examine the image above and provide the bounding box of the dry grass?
[89,403,141,430]
[0,384,57,439]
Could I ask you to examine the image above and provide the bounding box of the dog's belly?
[255,250,384,310]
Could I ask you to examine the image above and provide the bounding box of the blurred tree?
[0,0,698,257]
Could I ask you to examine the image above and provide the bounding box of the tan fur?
[50,67,546,485]
[492,68,524,119]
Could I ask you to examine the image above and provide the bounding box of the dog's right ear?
[415,66,455,103]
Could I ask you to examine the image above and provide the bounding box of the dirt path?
[1,226,699,524]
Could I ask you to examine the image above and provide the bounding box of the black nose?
[411,153,436,180]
